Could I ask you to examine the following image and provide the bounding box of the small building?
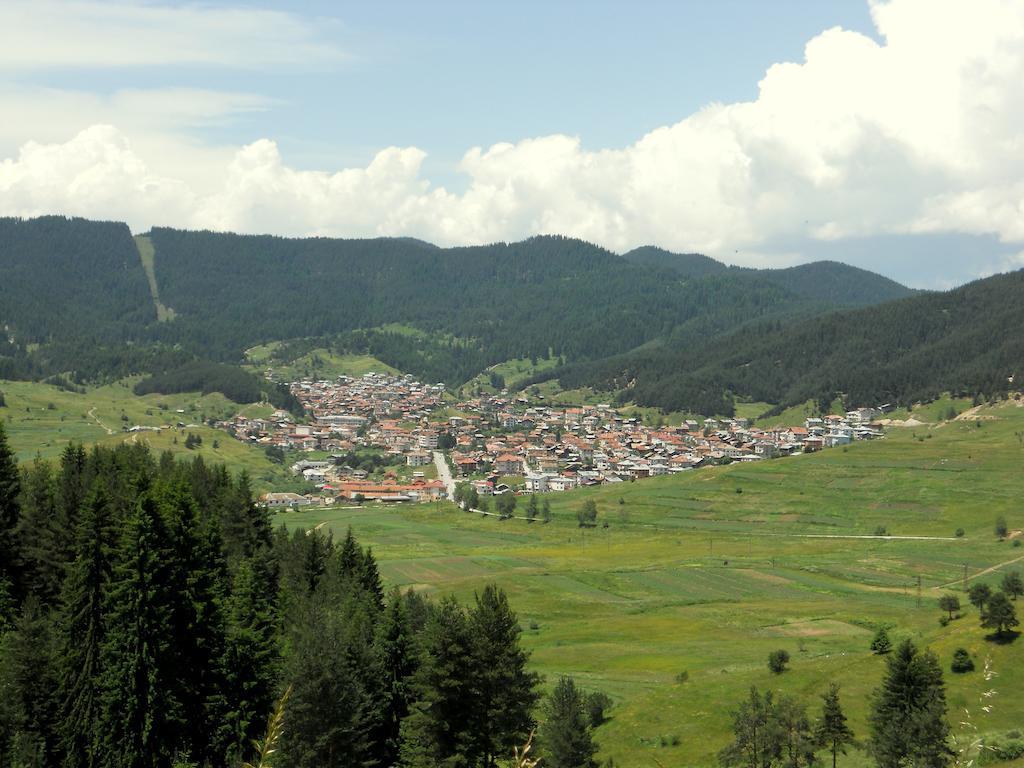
[406,451,432,467]
[260,492,313,509]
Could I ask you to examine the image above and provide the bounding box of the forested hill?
[142,227,911,367]
[0,215,915,397]
[621,246,914,306]
[0,216,153,344]
[539,268,1024,414]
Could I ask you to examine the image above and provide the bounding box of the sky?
[1,0,1024,289]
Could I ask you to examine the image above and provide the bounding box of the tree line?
[133,359,302,415]
[0,423,615,768]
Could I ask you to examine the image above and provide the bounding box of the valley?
[276,399,1024,767]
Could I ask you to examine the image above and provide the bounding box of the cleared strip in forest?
[134,234,176,322]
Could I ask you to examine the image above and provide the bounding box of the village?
[218,371,889,509]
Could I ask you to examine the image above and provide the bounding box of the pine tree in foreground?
[538,676,599,768]
[868,639,952,768]
[814,684,854,768]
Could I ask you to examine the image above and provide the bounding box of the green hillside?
[0,378,291,490]
[0,217,911,401]
[279,398,1024,767]
[621,247,914,306]
[533,268,1023,414]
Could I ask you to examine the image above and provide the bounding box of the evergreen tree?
[217,470,269,565]
[400,596,477,767]
[950,649,974,674]
[541,498,552,523]
[55,443,88,567]
[776,696,815,768]
[220,556,281,765]
[538,676,598,768]
[719,686,783,768]
[526,494,539,522]
[157,480,229,765]
[56,483,116,768]
[0,596,61,767]
[360,546,385,611]
[0,422,20,602]
[468,584,541,767]
[99,494,181,767]
[337,526,362,579]
[374,589,420,767]
[280,590,376,768]
[870,627,892,654]
[15,457,63,604]
[868,639,952,768]
[813,684,854,768]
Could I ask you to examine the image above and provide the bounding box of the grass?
[461,356,562,394]
[277,398,1024,767]
[0,378,291,491]
[733,401,776,421]
[885,394,976,423]
[243,340,398,380]
[247,348,399,380]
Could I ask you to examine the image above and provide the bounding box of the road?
[433,451,456,499]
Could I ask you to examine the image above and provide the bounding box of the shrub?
[978,738,1024,765]
[950,648,974,673]
[674,670,689,684]
[874,525,888,536]
[955,528,965,538]
[871,627,893,654]
[585,691,614,727]
[768,649,790,674]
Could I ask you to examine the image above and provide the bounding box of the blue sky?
[2,0,1023,288]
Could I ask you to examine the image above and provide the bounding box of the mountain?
[541,268,1023,414]
[621,246,727,279]
[0,216,916,400]
[622,246,914,306]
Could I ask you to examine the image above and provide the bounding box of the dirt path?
[761,532,961,541]
[937,554,1024,589]
[87,406,115,435]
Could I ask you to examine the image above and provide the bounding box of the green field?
[0,378,292,490]
[244,342,398,380]
[461,356,562,394]
[278,399,1024,768]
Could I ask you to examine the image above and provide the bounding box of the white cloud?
[1,0,1024,269]
[0,1,346,71]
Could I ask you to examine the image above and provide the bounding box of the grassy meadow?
[0,378,291,490]
[244,341,399,380]
[279,399,1024,768]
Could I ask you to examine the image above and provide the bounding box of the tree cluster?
[0,424,541,767]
